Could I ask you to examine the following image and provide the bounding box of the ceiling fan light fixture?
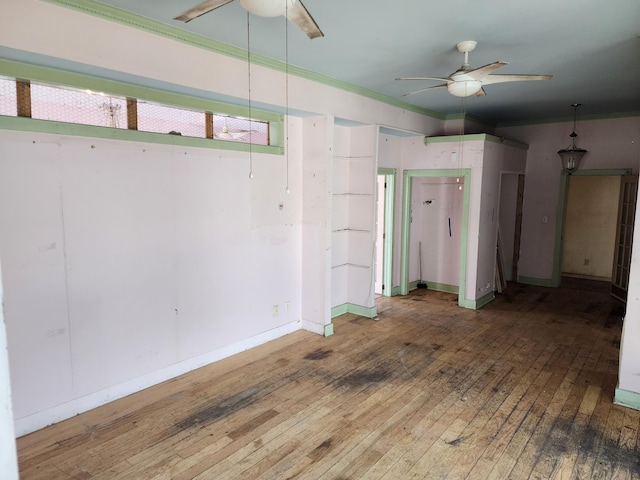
[238,0,295,17]
[557,103,587,174]
[447,80,482,97]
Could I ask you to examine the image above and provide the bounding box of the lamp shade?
[447,80,482,97]
[239,0,296,17]
[558,147,587,173]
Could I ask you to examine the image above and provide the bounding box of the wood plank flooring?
[17,279,640,479]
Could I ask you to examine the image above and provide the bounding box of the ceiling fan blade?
[482,74,553,85]
[174,0,234,22]
[286,0,323,39]
[395,76,451,82]
[475,87,487,97]
[465,61,509,80]
[402,84,448,97]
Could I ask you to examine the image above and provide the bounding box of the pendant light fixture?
[557,103,587,174]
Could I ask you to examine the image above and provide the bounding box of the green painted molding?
[614,387,640,411]
[42,0,445,120]
[324,324,334,337]
[424,133,528,150]
[331,304,377,319]
[517,276,556,288]
[0,59,281,124]
[471,291,495,309]
[406,281,458,295]
[0,116,283,155]
[391,286,402,296]
[421,282,459,294]
[331,304,349,318]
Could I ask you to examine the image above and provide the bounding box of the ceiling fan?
[174,0,324,39]
[396,41,552,98]
[214,116,256,140]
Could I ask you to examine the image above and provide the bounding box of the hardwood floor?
[17,280,640,479]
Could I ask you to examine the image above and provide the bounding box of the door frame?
[400,168,471,307]
[552,168,632,286]
[377,168,396,297]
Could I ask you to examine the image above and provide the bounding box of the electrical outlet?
[285,302,290,312]
[273,305,279,317]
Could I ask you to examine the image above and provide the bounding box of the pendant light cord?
[247,11,253,179]
[285,3,290,194]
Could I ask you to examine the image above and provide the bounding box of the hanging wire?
[284,1,290,194]
[247,11,254,179]
[457,93,467,190]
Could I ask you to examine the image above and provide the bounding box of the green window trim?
[0,58,284,154]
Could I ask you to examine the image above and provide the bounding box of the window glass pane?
[31,83,127,128]
[137,101,205,138]
[0,77,17,116]
[213,114,269,145]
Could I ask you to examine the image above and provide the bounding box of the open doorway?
[375,168,396,297]
[400,168,471,306]
[553,169,636,301]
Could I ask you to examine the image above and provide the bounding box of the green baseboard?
[517,275,557,287]
[323,324,334,337]
[458,291,495,310]
[614,387,640,411]
[331,303,378,319]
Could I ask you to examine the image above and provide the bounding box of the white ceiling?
[59,0,640,124]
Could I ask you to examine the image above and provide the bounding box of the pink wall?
[496,117,640,281]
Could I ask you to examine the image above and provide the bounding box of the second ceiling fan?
[174,0,323,39]
[397,41,552,98]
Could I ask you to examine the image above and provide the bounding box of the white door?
[375,175,386,295]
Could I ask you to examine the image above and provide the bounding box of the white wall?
[474,141,527,298]
[301,116,333,334]
[0,266,19,480]
[0,129,303,435]
[0,0,454,436]
[410,178,463,288]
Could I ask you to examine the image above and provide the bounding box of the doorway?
[375,168,396,297]
[553,169,634,291]
[400,168,471,306]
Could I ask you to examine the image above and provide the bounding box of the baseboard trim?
[614,386,640,411]
[331,303,378,319]
[517,275,557,287]
[14,320,301,437]
[459,291,495,310]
